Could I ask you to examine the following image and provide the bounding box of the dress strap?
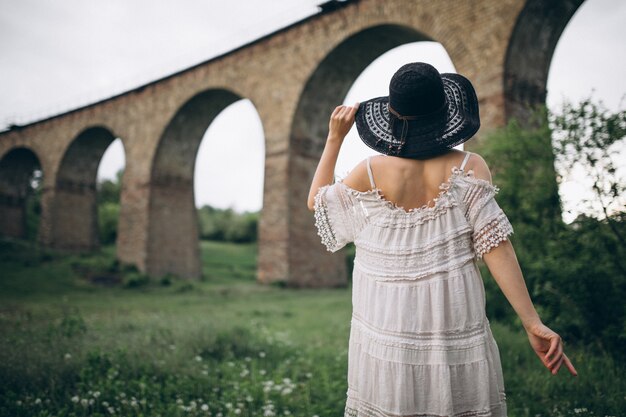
[459,152,472,171]
[366,156,376,189]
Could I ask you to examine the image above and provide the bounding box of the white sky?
[0,0,624,221]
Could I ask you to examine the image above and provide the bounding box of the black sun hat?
[355,62,480,159]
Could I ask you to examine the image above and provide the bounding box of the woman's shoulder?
[463,152,492,184]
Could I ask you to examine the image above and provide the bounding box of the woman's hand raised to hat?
[328,103,360,144]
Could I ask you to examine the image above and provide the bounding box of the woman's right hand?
[525,322,578,376]
[327,103,359,143]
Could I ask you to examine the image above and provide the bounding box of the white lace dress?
[313,156,512,417]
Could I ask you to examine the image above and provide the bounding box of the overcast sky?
[0,0,624,221]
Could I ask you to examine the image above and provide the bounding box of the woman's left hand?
[328,103,359,143]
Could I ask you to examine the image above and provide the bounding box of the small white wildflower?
[102,401,109,407]
[71,396,79,403]
[80,398,88,407]
[195,355,203,362]
[169,344,176,350]
[259,369,267,376]
[240,368,250,378]
[201,404,209,411]
[176,398,183,404]
[108,406,115,414]
[245,356,251,362]
[64,353,72,360]
[284,410,291,416]
[227,361,235,367]
[259,351,266,358]
[305,372,312,378]
[245,395,253,402]
[130,400,137,407]
[201,369,209,375]
[225,402,233,409]
[281,387,293,395]
[88,398,94,405]
[93,391,101,398]
[34,398,41,404]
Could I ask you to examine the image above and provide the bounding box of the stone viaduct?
[0,0,583,286]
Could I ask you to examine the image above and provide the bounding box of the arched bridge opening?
[0,147,42,240]
[146,88,265,279]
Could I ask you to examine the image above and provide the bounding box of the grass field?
[0,238,623,417]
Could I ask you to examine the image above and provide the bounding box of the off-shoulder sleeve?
[461,180,514,259]
[313,182,362,253]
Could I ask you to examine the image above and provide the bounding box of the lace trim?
[359,238,472,270]
[473,214,514,259]
[344,405,506,417]
[345,398,507,417]
[354,223,472,255]
[352,313,489,342]
[353,239,474,281]
[313,185,338,252]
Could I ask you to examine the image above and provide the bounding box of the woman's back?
[347,150,490,212]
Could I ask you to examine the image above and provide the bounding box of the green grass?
[0,238,624,416]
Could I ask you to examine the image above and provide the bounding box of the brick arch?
[504,0,585,122]
[0,147,42,239]
[145,88,254,279]
[288,24,447,287]
[50,126,122,251]
[291,24,433,158]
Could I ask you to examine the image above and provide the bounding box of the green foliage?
[475,100,626,358]
[197,205,259,243]
[97,202,119,245]
[96,169,123,205]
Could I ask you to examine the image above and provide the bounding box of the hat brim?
[355,73,480,159]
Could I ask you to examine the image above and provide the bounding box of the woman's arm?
[307,103,359,211]
[483,242,577,377]
[470,153,577,376]
[483,241,541,330]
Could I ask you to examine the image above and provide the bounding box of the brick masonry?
[0,0,583,287]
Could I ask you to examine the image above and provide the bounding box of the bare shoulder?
[465,152,493,184]
[342,157,374,192]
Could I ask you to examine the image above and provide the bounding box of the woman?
[307,63,577,417]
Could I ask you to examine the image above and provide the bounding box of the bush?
[98,202,119,245]
[197,205,259,243]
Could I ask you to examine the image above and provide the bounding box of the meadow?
[0,238,624,417]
